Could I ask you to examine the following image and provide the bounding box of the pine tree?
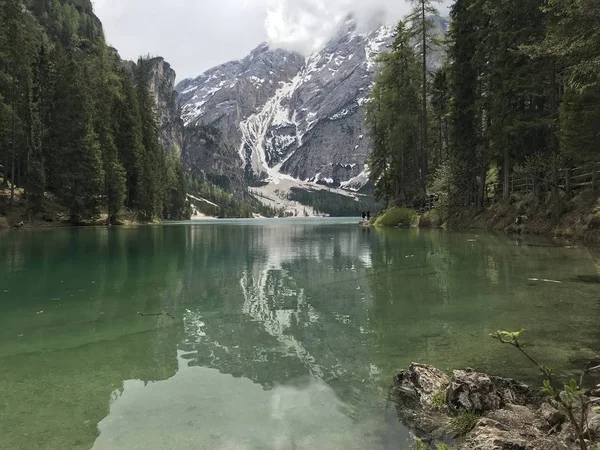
[545,0,600,164]
[135,57,164,220]
[50,53,104,222]
[407,0,442,195]
[114,68,144,209]
[93,46,127,223]
[367,22,422,205]
[27,44,53,216]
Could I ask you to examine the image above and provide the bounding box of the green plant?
[410,438,457,450]
[410,438,428,450]
[450,411,479,436]
[431,389,448,410]
[437,445,456,450]
[374,207,418,227]
[491,329,600,450]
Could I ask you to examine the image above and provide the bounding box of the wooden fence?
[491,161,600,200]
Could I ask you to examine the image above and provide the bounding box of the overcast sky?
[93,0,451,82]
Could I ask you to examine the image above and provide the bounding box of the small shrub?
[430,389,447,410]
[450,411,479,436]
[411,439,457,450]
[375,207,418,228]
[420,210,443,228]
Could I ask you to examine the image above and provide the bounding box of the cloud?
[263,0,414,55]
[92,0,451,81]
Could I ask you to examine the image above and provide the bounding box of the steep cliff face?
[125,57,185,156]
[177,44,305,192]
[147,57,185,156]
[176,19,394,194]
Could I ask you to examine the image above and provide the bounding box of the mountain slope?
[176,19,395,197]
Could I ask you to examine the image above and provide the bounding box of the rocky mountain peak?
[176,21,397,198]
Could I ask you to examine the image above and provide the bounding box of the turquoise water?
[0,219,599,449]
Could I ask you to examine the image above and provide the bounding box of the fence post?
[565,168,571,195]
[592,165,597,192]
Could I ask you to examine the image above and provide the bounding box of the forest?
[288,188,382,217]
[367,0,600,214]
[0,0,188,224]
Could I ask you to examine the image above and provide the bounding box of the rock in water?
[393,364,579,450]
[447,370,504,413]
[395,363,450,408]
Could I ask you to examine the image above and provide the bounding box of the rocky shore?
[394,364,600,450]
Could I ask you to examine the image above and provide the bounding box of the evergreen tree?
[27,44,53,215]
[50,53,104,222]
[135,57,163,220]
[114,68,144,209]
[367,22,422,205]
[407,0,442,195]
[545,0,600,164]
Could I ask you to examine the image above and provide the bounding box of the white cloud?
[92,0,451,81]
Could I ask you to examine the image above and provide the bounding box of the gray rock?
[448,370,504,413]
[539,402,566,428]
[459,416,571,450]
[584,405,600,439]
[447,370,538,414]
[125,57,184,157]
[176,17,416,193]
[395,363,450,408]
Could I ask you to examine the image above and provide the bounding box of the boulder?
[459,416,571,450]
[395,363,450,408]
[584,405,600,440]
[539,402,566,429]
[448,370,504,413]
[447,370,538,414]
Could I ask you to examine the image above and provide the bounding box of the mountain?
[176,18,395,200]
[125,57,185,157]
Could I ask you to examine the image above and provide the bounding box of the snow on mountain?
[176,18,395,198]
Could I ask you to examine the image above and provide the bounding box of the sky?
[93,0,451,82]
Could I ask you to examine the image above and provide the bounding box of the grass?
[419,209,444,228]
[374,207,418,228]
[411,439,456,450]
[450,411,479,437]
[430,389,448,410]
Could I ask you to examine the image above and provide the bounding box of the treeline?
[187,178,281,218]
[288,188,382,217]
[367,0,599,210]
[0,0,187,223]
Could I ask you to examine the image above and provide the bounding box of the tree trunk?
[503,146,509,201]
[478,163,487,211]
[421,0,428,194]
[10,149,15,201]
[2,152,8,188]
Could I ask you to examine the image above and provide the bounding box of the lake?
[1,219,599,449]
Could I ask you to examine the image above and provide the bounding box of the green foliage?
[371,0,600,215]
[0,1,187,223]
[450,411,479,437]
[491,329,600,450]
[430,389,448,410]
[187,179,279,218]
[419,209,443,228]
[410,438,457,450]
[366,21,423,205]
[288,188,381,217]
[374,207,418,228]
